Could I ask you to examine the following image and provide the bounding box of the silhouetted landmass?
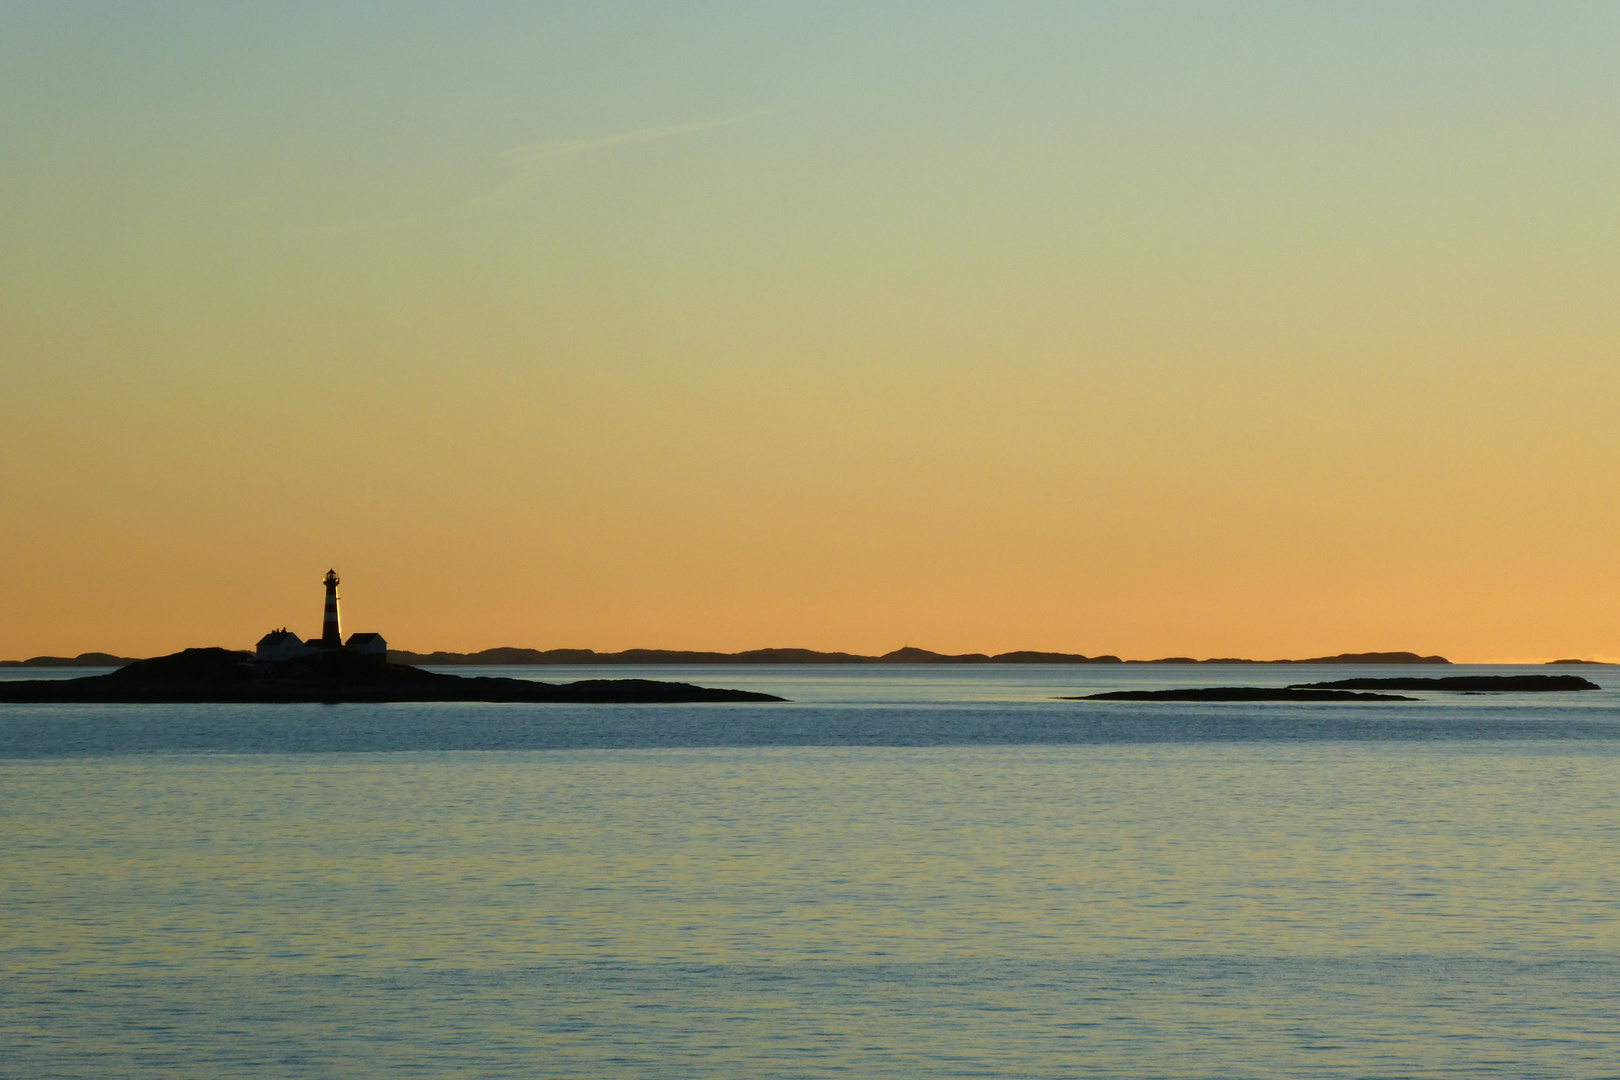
[1546,659,1609,665]
[0,648,784,704]
[382,647,1447,666]
[1125,651,1449,665]
[1289,675,1600,692]
[0,652,137,668]
[385,646,1131,665]
[1069,688,1414,702]
[0,645,1463,668]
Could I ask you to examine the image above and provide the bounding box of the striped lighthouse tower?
[321,569,342,648]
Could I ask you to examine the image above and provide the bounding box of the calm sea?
[3,664,1618,1078]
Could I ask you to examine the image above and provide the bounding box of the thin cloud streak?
[286,113,765,236]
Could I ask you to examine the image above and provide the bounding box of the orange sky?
[3,5,1617,662]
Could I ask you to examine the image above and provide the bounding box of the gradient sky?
[3,2,1618,661]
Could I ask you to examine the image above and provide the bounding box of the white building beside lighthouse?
[255,628,312,662]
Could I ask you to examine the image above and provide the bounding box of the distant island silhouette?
[0,648,784,704]
[381,647,1456,666]
[1,652,140,667]
[12,647,1616,670]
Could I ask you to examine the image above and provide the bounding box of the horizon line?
[5,645,1617,667]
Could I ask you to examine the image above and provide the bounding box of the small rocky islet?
[1068,674,1600,702]
[1068,687,1417,702]
[1287,674,1600,692]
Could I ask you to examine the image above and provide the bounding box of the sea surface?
[3,664,1618,1078]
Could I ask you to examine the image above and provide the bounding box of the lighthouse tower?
[320,569,342,648]
[254,570,386,664]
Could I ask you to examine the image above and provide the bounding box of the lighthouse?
[321,569,342,648]
[253,570,387,663]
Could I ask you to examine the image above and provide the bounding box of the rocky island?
[0,648,785,704]
[0,570,782,704]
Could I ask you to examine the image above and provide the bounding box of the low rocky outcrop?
[1067,687,1414,702]
[1288,675,1599,692]
[0,648,784,704]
